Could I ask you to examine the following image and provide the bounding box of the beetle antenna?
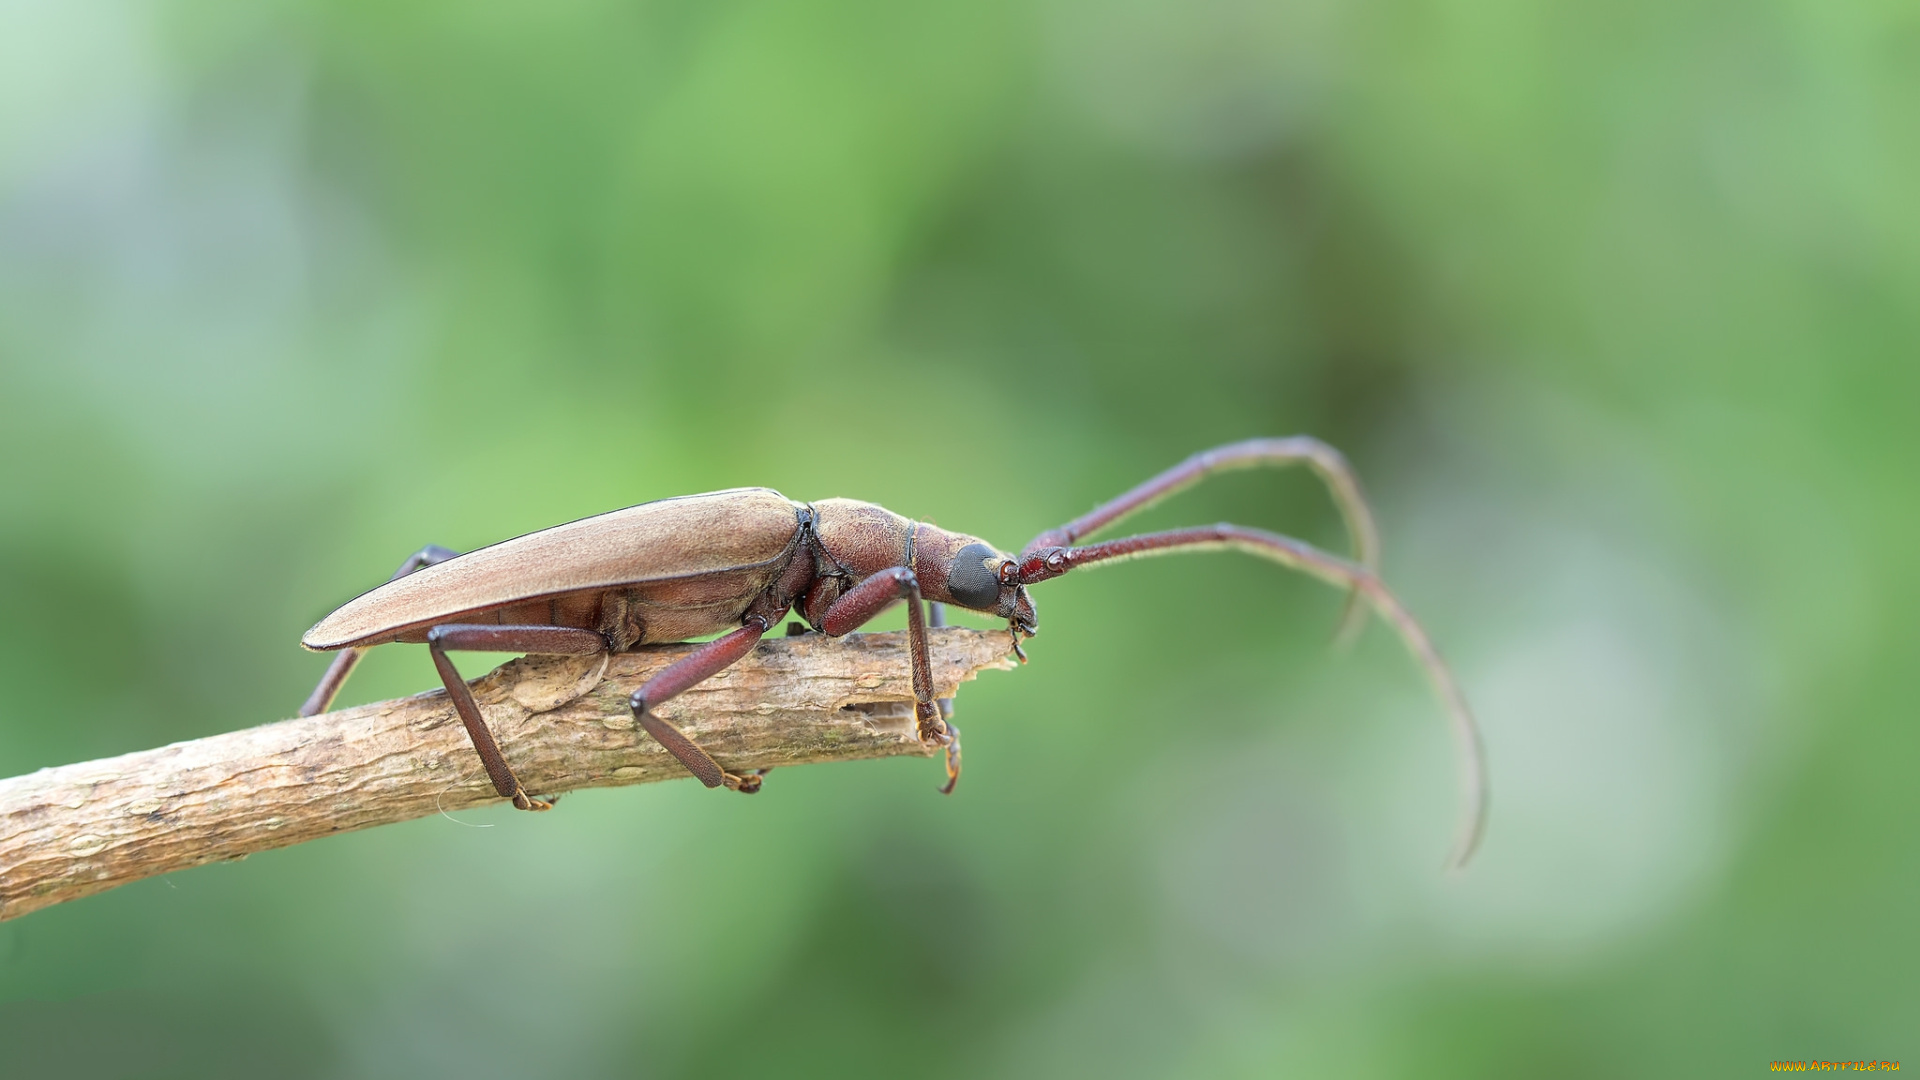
[1020,438,1383,649]
[1019,524,1488,871]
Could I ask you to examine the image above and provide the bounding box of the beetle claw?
[511,789,556,811]
[916,703,951,746]
[725,769,768,794]
[937,723,962,795]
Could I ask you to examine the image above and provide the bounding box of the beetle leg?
[425,624,608,811]
[630,616,774,793]
[300,650,363,719]
[820,569,946,748]
[300,545,462,717]
[926,601,954,725]
[1020,437,1381,645]
[927,598,960,795]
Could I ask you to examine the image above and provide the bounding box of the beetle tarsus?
[511,790,555,812]
[938,724,962,795]
[915,700,950,746]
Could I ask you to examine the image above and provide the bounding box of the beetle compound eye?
[947,543,1002,609]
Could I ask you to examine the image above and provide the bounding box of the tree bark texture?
[0,627,1016,923]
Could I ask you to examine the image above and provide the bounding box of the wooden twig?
[0,627,1016,922]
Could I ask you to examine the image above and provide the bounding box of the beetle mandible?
[300,438,1488,868]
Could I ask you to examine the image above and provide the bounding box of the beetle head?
[942,539,1038,638]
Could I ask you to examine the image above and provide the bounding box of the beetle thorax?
[806,498,1031,629]
[808,499,912,579]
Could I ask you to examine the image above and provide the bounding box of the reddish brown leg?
[1022,438,1381,643]
[631,616,775,793]
[299,545,461,717]
[927,601,961,795]
[927,601,954,724]
[821,568,946,747]
[1020,524,1487,871]
[426,623,607,811]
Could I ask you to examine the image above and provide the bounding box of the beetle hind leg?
[299,545,461,717]
[425,623,609,811]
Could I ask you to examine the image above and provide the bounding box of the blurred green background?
[1,0,1913,1075]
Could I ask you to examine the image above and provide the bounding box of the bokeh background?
[1,0,1914,1075]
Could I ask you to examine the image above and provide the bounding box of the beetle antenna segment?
[1021,438,1383,648]
[1020,525,1488,871]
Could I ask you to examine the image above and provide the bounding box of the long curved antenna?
[1019,525,1487,871]
[1022,438,1382,645]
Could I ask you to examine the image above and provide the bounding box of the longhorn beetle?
[301,438,1488,868]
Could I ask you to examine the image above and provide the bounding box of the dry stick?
[0,627,1016,923]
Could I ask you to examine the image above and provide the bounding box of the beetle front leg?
[630,616,774,793]
[300,545,461,717]
[924,601,966,793]
[426,624,608,811]
[820,568,946,748]
[927,601,954,725]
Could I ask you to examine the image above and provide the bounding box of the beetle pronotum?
[301,438,1487,867]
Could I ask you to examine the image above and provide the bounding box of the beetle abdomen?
[304,488,804,650]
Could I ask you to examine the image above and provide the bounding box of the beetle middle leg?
[425,624,608,811]
[299,545,461,717]
[630,615,775,793]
